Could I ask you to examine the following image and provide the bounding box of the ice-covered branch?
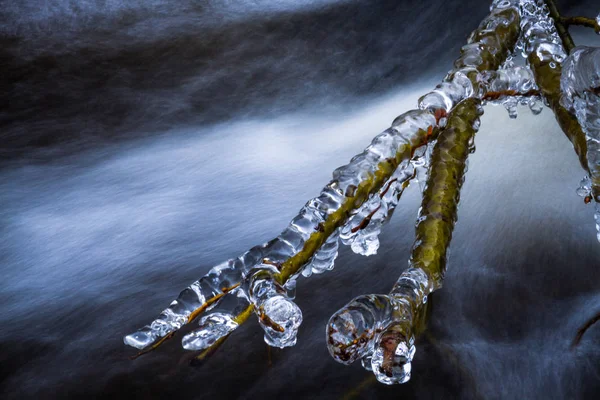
[513,0,600,242]
[124,0,524,371]
[518,0,590,171]
[327,98,483,385]
[561,46,600,241]
[325,0,523,384]
[124,108,441,354]
[179,113,444,361]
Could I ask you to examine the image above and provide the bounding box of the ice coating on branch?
[561,47,600,110]
[479,64,543,118]
[302,229,339,276]
[340,161,416,256]
[325,0,514,386]
[181,287,249,351]
[247,266,303,348]
[516,0,566,63]
[125,0,512,362]
[181,313,238,351]
[344,7,518,255]
[327,294,407,365]
[326,268,431,384]
[561,46,600,242]
[123,110,437,350]
[327,97,483,384]
[419,70,475,113]
[419,3,520,113]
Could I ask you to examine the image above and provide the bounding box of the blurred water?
[1,0,600,399]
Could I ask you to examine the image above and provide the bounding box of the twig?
[572,311,600,348]
[560,16,600,34]
[482,89,541,101]
[544,0,576,54]
[527,1,590,172]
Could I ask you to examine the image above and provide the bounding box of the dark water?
[1,0,600,399]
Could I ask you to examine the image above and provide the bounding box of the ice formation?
[326,0,522,383]
[124,0,600,385]
[245,265,303,348]
[327,98,484,384]
[561,46,600,241]
[339,160,416,257]
[124,108,438,351]
[479,64,542,118]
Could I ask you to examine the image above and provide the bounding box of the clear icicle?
[340,161,416,257]
[181,313,239,351]
[576,176,592,199]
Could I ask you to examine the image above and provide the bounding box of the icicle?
[576,176,592,200]
[245,266,303,348]
[339,162,416,256]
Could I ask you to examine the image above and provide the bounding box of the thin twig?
[572,311,600,348]
[560,16,600,34]
[482,89,541,101]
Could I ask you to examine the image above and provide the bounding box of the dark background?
[1,0,600,398]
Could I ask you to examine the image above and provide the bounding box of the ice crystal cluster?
[480,64,543,117]
[124,0,600,386]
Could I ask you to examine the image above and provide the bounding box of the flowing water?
[1,0,600,398]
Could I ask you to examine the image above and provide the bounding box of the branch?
[560,16,600,34]
[125,116,438,355]
[544,0,576,54]
[326,98,484,384]
[482,89,541,101]
[572,311,600,348]
[524,1,590,172]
